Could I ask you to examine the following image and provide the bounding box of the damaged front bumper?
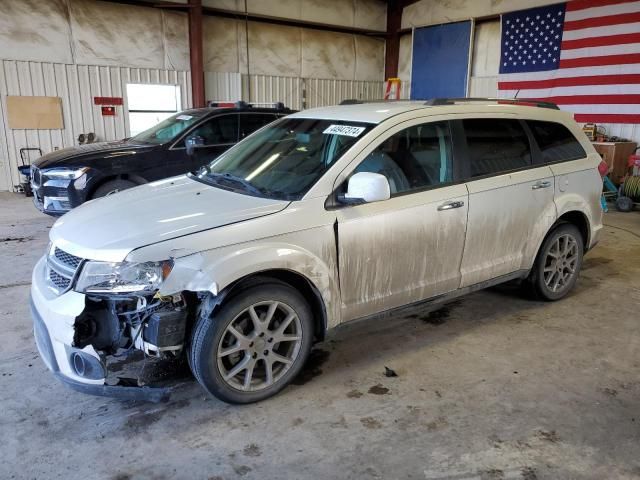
[30,257,172,403]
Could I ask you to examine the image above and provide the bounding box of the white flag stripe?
[560,42,640,60]
[557,104,640,114]
[561,22,640,41]
[500,84,640,97]
[564,0,640,21]
[498,63,640,82]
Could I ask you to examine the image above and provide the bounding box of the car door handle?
[532,180,552,190]
[437,200,465,211]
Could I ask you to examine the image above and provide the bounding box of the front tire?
[189,281,313,404]
[528,223,584,301]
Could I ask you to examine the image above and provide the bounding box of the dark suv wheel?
[528,223,584,301]
[189,281,314,404]
[92,179,137,198]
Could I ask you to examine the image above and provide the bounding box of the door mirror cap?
[185,135,205,156]
[343,172,391,204]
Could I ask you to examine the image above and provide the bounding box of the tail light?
[598,160,609,177]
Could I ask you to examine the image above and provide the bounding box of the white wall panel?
[304,78,384,108]
[203,0,387,31]
[244,75,303,111]
[0,60,191,192]
[205,72,243,103]
[468,76,499,98]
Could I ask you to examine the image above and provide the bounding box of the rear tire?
[527,223,584,301]
[92,179,137,199]
[189,281,313,404]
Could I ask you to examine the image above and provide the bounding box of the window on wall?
[126,84,181,137]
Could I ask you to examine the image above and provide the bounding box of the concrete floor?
[1,191,639,480]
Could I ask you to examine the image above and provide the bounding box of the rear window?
[463,119,532,178]
[527,120,586,164]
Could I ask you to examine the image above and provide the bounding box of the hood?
[50,175,290,262]
[33,140,155,169]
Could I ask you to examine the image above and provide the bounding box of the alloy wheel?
[543,233,579,293]
[216,301,303,392]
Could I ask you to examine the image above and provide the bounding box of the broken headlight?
[75,260,173,294]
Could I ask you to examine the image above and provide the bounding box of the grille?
[46,247,84,294]
[54,247,82,269]
[31,166,41,186]
[49,269,71,290]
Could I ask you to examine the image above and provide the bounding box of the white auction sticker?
[176,115,193,121]
[323,125,366,137]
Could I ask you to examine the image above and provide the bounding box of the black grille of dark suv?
[46,247,84,294]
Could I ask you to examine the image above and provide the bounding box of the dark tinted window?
[240,113,278,139]
[527,120,586,163]
[355,121,453,195]
[181,114,238,146]
[463,119,531,177]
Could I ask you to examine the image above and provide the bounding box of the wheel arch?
[216,269,328,343]
[556,210,590,250]
[88,174,147,199]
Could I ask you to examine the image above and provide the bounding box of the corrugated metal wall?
[205,71,384,111]
[0,60,191,192]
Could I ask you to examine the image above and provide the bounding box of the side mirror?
[340,172,391,205]
[185,135,205,156]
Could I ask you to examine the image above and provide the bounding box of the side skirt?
[338,270,530,327]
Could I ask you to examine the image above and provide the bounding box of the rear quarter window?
[527,120,586,164]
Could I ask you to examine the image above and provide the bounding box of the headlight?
[42,167,89,180]
[75,260,173,294]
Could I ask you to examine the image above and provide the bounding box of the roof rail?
[425,98,560,110]
[339,99,406,105]
[207,100,288,111]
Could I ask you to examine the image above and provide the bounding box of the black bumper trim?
[54,373,171,403]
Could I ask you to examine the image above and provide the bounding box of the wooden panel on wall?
[7,96,63,129]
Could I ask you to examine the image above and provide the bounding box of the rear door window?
[240,113,278,139]
[527,120,586,164]
[463,119,531,178]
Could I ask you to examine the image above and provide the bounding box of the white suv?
[30,99,603,404]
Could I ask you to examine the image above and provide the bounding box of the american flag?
[497,0,640,124]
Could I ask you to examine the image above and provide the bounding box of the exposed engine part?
[73,293,188,358]
[140,304,188,356]
[74,299,126,352]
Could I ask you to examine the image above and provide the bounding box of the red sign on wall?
[101,106,116,116]
[94,96,123,106]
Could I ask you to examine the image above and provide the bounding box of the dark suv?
[30,102,294,216]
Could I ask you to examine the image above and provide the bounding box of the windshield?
[191,117,374,200]
[131,111,206,144]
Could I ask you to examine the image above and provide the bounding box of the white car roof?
[288,100,571,124]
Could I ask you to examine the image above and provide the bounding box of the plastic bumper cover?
[30,258,171,403]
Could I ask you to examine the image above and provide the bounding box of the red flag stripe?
[563,11,640,30]
[562,32,640,49]
[559,52,640,68]
[566,0,638,12]
[573,113,640,122]
[498,74,640,90]
[526,94,640,104]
